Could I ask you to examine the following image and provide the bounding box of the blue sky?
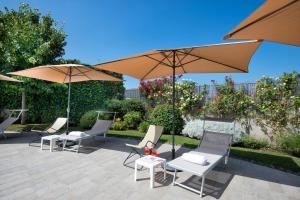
[2,0,300,89]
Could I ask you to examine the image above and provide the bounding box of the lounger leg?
[134,162,138,181]
[200,175,205,198]
[172,169,177,186]
[163,161,166,180]
[77,140,82,153]
[150,166,154,189]
[41,138,43,150]
[62,139,67,151]
[225,156,228,165]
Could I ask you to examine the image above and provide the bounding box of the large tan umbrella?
[94,40,261,158]
[224,0,300,46]
[9,64,121,131]
[0,74,22,82]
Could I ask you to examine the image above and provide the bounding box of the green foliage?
[255,72,300,138]
[104,99,145,118]
[277,132,300,156]
[123,111,141,129]
[139,77,206,119]
[79,110,98,129]
[149,104,184,134]
[111,118,126,130]
[0,3,66,71]
[241,134,269,149]
[207,77,255,133]
[138,121,150,133]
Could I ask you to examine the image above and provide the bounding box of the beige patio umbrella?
[94,40,262,159]
[0,74,22,82]
[224,0,300,46]
[9,64,121,131]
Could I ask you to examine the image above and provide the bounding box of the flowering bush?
[139,77,206,118]
[255,72,300,139]
[207,77,255,128]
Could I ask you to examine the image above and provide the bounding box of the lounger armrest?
[145,140,156,148]
[31,129,45,133]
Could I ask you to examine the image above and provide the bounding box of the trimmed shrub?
[79,110,98,129]
[123,99,146,116]
[139,121,150,133]
[241,135,269,149]
[149,104,184,134]
[105,99,145,118]
[277,133,300,156]
[124,111,141,129]
[111,118,126,130]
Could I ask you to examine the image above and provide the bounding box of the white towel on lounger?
[181,151,207,165]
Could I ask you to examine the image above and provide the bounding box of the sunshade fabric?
[9,64,121,83]
[0,74,22,82]
[224,0,300,46]
[94,41,261,80]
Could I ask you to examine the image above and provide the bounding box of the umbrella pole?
[171,50,176,159]
[66,68,72,133]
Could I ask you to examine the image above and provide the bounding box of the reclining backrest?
[197,131,232,155]
[88,120,113,135]
[46,118,67,134]
[0,117,18,131]
[139,125,164,148]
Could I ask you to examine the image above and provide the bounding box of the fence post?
[21,91,26,125]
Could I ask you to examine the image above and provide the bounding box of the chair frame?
[0,109,26,139]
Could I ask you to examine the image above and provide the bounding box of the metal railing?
[125,82,257,100]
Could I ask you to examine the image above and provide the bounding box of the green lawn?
[6,124,300,174]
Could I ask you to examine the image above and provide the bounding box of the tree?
[0,3,66,72]
[0,4,124,124]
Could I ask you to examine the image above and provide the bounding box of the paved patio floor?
[0,132,299,200]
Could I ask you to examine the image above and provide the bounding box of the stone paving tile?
[0,132,299,200]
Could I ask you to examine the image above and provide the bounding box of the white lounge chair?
[123,125,164,166]
[60,119,113,153]
[167,131,232,198]
[29,117,67,146]
[0,109,25,139]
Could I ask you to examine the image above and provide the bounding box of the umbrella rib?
[176,50,247,73]
[141,52,173,80]
[74,66,93,80]
[144,55,172,67]
[174,51,186,73]
[224,0,299,39]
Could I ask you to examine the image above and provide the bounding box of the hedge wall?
[0,78,124,124]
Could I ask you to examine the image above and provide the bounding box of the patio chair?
[167,131,233,198]
[0,109,25,139]
[29,117,67,146]
[123,125,163,166]
[60,119,113,153]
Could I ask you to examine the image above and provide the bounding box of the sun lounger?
[167,131,232,198]
[60,119,113,153]
[123,125,163,166]
[0,109,25,139]
[29,117,67,146]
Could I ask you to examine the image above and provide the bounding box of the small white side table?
[134,155,166,189]
[41,135,60,152]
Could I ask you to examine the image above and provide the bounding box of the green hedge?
[0,78,124,124]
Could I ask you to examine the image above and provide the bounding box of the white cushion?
[68,131,87,137]
[181,151,207,165]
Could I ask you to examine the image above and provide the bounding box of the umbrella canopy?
[0,74,22,82]
[94,40,261,159]
[9,64,121,83]
[10,64,122,131]
[224,0,300,46]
